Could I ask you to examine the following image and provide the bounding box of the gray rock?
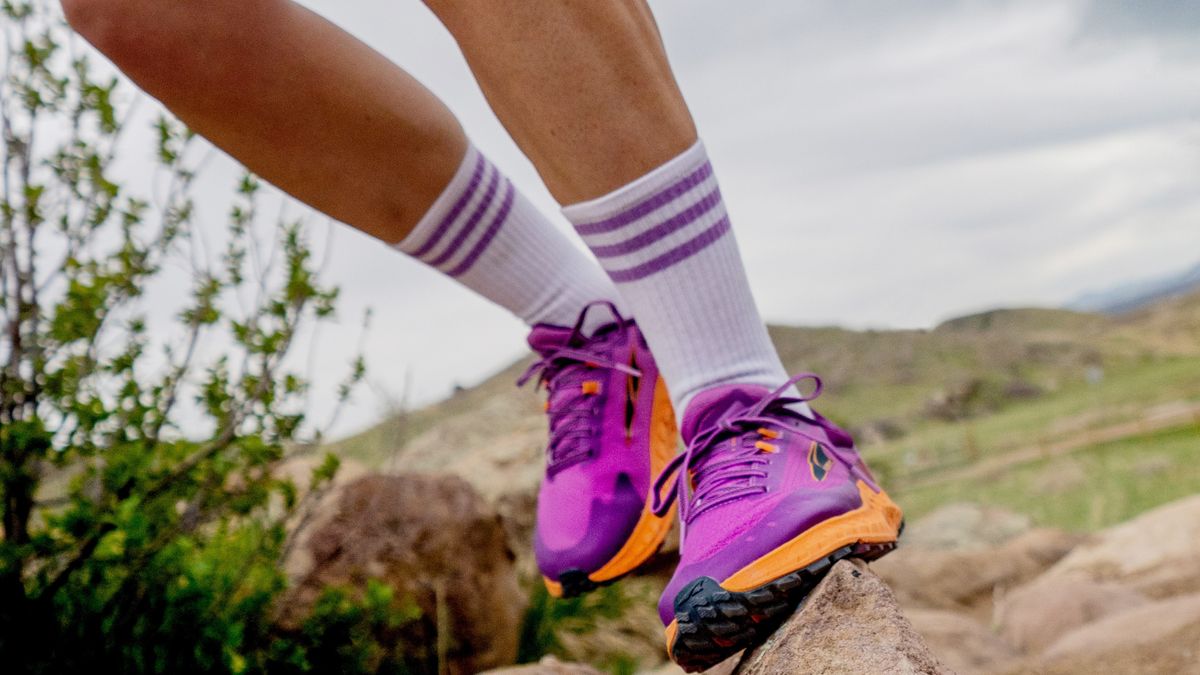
[906,608,1020,674]
[902,503,1032,551]
[732,559,950,674]
[995,576,1148,654]
[281,473,524,674]
[1044,494,1200,599]
[874,527,1084,617]
[1041,592,1200,662]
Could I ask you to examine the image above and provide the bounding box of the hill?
[1068,260,1200,314]
[321,291,1200,673]
[327,288,1200,530]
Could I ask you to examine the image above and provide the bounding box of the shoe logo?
[808,442,833,482]
[624,348,640,438]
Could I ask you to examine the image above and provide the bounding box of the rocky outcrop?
[1040,592,1200,662]
[900,503,1032,551]
[995,576,1148,653]
[1042,494,1200,598]
[874,527,1083,619]
[905,608,1019,674]
[731,559,949,674]
[1025,621,1200,675]
[282,473,524,675]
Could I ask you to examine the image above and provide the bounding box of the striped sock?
[563,140,795,414]
[398,143,622,333]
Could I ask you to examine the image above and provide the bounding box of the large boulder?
[1040,592,1200,662]
[995,576,1148,654]
[1036,588,1200,667]
[905,608,1019,674]
[1042,494,1200,598]
[1023,622,1200,675]
[901,503,1032,551]
[274,454,370,579]
[874,527,1083,618]
[730,559,950,674]
[283,473,525,675]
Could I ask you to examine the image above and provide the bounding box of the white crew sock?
[563,140,800,415]
[397,143,622,334]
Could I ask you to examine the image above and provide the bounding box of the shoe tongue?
[526,324,574,355]
[681,383,772,444]
[526,321,623,356]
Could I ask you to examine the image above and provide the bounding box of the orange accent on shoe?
[722,481,901,592]
[588,377,678,584]
[582,380,601,395]
[664,622,679,659]
[754,440,779,453]
[662,481,903,657]
[757,427,781,440]
[543,577,564,598]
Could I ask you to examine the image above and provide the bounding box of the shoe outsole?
[555,567,623,598]
[668,538,899,672]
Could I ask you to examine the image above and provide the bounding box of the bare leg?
[422,8,903,672]
[423,0,697,204]
[62,0,465,243]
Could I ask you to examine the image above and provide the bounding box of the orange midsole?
[664,481,902,653]
[545,378,678,596]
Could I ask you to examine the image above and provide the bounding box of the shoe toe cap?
[535,473,644,580]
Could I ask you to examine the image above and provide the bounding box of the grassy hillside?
[329,291,1200,533]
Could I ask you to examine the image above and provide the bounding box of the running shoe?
[651,373,903,671]
[520,301,677,598]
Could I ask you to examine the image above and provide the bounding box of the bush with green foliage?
[0,2,416,672]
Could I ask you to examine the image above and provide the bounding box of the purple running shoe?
[650,373,903,671]
[520,301,677,598]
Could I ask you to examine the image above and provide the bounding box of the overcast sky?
[125,0,1199,439]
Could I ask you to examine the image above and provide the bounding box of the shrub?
[0,2,404,672]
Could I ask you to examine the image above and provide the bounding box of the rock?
[639,658,739,675]
[995,576,1148,654]
[901,503,1032,551]
[482,656,604,674]
[1041,592,1200,663]
[1043,494,1200,599]
[731,559,950,674]
[906,608,1020,674]
[1022,621,1200,675]
[875,528,1084,619]
[282,473,524,675]
[274,454,369,581]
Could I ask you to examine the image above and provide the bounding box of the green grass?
[895,424,1200,531]
[867,356,1200,480]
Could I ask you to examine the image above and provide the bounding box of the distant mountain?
[1068,262,1200,314]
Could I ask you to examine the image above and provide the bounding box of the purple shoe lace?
[651,373,840,537]
[518,301,640,475]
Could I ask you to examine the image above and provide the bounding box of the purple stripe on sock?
[448,179,516,278]
[427,163,500,268]
[410,152,486,259]
[606,214,731,283]
[588,186,722,258]
[574,161,713,236]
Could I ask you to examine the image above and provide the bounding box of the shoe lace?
[517,301,641,475]
[651,373,827,534]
